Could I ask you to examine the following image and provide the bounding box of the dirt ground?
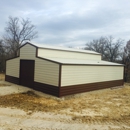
[0,74,130,130]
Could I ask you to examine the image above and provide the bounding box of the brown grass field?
[0,73,5,81]
[0,74,130,129]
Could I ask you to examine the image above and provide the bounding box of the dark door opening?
[20,60,35,88]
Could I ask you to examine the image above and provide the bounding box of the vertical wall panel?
[61,65,124,86]
[20,44,36,59]
[6,58,20,77]
[6,44,37,78]
[20,44,60,86]
[34,58,59,86]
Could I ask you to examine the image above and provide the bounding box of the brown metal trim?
[35,47,38,57]
[19,43,60,65]
[35,45,60,64]
[5,75,124,98]
[18,42,38,50]
[58,64,62,87]
[35,57,124,66]
[60,80,124,97]
[34,81,59,97]
[5,75,19,84]
[6,45,20,61]
[6,42,37,61]
[58,64,62,97]
[36,56,61,65]
[5,75,59,97]
[6,56,19,61]
[61,64,124,66]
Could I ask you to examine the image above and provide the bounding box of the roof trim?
[6,42,37,61]
[19,42,38,49]
[36,56,62,65]
[6,56,19,61]
[37,56,124,66]
[40,57,124,66]
[6,42,124,66]
[61,63,124,66]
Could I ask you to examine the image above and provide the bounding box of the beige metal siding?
[6,58,20,77]
[6,44,36,78]
[6,44,60,86]
[20,44,60,86]
[38,48,101,60]
[20,44,36,59]
[34,58,59,86]
[61,66,124,86]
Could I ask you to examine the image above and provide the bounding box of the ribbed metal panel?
[60,80,124,96]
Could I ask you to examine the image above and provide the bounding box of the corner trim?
[58,64,62,97]
[59,64,62,87]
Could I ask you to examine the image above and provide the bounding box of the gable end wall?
[6,43,60,87]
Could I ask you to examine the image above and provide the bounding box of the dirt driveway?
[0,74,130,130]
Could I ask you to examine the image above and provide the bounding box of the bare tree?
[104,36,124,62]
[122,40,130,82]
[85,37,107,60]
[85,36,124,62]
[0,40,4,55]
[3,16,38,57]
[0,40,6,72]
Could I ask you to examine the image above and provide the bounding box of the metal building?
[5,42,124,97]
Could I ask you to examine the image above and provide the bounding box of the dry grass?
[0,73,129,125]
[0,74,11,87]
[0,73,5,81]
[0,84,130,125]
[0,84,11,87]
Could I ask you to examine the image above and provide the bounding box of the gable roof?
[18,42,123,66]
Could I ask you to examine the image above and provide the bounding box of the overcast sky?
[0,0,130,47]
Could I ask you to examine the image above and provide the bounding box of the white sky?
[0,0,130,47]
